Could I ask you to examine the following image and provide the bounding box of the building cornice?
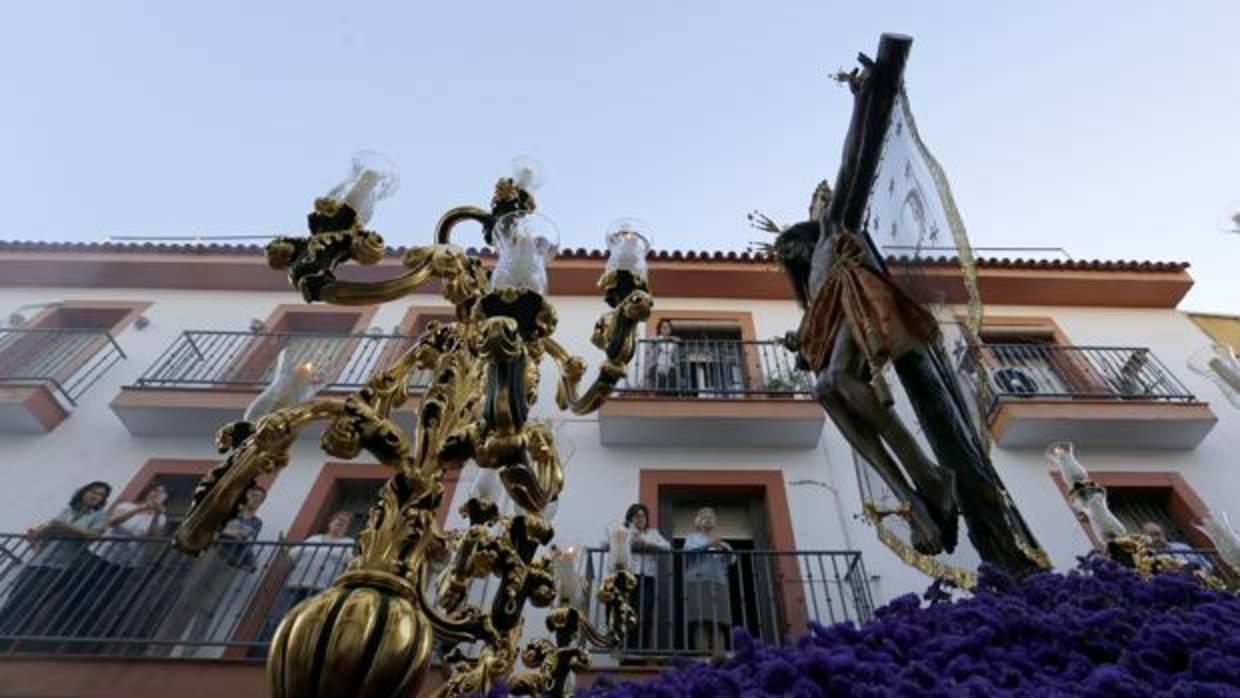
[0,241,1193,308]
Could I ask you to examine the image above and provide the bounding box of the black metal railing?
[134,330,431,392]
[963,344,1197,417]
[618,339,813,398]
[0,533,354,658]
[0,328,126,405]
[1160,548,1232,580]
[582,548,872,657]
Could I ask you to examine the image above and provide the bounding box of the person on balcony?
[682,506,735,657]
[74,483,169,645]
[620,503,671,653]
[1142,521,1213,572]
[151,484,266,657]
[0,481,111,649]
[252,510,356,654]
[643,319,681,393]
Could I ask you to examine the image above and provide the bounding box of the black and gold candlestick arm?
[172,173,648,698]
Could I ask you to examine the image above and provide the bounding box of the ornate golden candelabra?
[172,154,649,697]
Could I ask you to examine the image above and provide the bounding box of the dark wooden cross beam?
[824,33,913,276]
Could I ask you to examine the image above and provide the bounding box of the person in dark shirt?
[150,485,266,657]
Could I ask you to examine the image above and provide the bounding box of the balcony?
[598,339,825,448]
[111,330,428,436]
[967,344,1217,449]
[580,547,873,657]
[0,328,126,432]
[0,534,873,697]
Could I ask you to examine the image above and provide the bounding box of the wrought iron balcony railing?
[962,344,1198,417]
[0,533,875,660]
[0,328,126,406]
[582,547,873,657]
[0,533,355,657]
[134,330,431,392]
[618,339,814,398]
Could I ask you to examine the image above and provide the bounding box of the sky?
[2,2,1237,312]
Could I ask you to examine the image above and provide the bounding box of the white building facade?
[0,242,1233,696]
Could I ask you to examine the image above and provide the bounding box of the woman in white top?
[643,320,681,393]
[254,511,356,650]
[621,503,670,652]
[77,484,168,642]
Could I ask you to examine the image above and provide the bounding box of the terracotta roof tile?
[0,239,1190,272]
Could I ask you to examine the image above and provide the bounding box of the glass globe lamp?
[490,211,560,295]
[324,150,401,225]
[605,218,653,280]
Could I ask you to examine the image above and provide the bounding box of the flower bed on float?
[570,558,1240,697]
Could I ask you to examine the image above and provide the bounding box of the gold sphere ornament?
[267,571,433,698]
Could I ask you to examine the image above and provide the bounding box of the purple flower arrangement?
[568,558,1240,697]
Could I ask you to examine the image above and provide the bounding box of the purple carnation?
[563,558,1240,697]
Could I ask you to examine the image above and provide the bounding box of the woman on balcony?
[0,481,111,649]
[621,503,670,653]
[72,483,169,645]
[682,506,735,657]
[251,510,356,654]
[643,319,681,393]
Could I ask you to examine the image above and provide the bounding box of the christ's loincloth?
[799,232,939,374]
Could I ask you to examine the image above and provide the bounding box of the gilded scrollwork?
[174,174,649,698]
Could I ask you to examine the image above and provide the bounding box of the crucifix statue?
[764,34,1047,576]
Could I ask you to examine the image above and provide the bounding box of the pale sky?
[2,2,1237,312]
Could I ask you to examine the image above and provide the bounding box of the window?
[0,300,146,402]
[668,321,746,396]
[117,459,278,533]
[626,470,816,654]
[1051,471,1215,554]
[641,311,766,397]
[1107,490,1190,543]
[288,463,461,541]
[108,459,280,654]
[977,328,1071,397]
[377,306,455,392]
[227,305,375,387]
[657,490,776,651]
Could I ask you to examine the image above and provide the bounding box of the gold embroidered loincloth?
[799,233,939,374]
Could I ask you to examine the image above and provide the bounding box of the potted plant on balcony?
[764,374,806,399]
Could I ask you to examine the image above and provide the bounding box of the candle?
[1045,441,1089,485]
[1208,357,1240,392]
[609,524,632,572]
[323,151,399,226]
[343,170,380,217]
[490,212,559,295]
[552,546,582,608]
[470,468,503,503]
[244,350,325,421]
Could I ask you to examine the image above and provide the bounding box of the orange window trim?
[645,309,763,392]
[638,469,807,640]
[117,457,278,505]
[227,304,378,386]
[968,314,1107,401]
[0,300,150,388]
[1049,470,1213,552]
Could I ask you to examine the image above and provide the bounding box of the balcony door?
[656,490,781,652]
[228,308,370,387]
[668,321,747,398]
